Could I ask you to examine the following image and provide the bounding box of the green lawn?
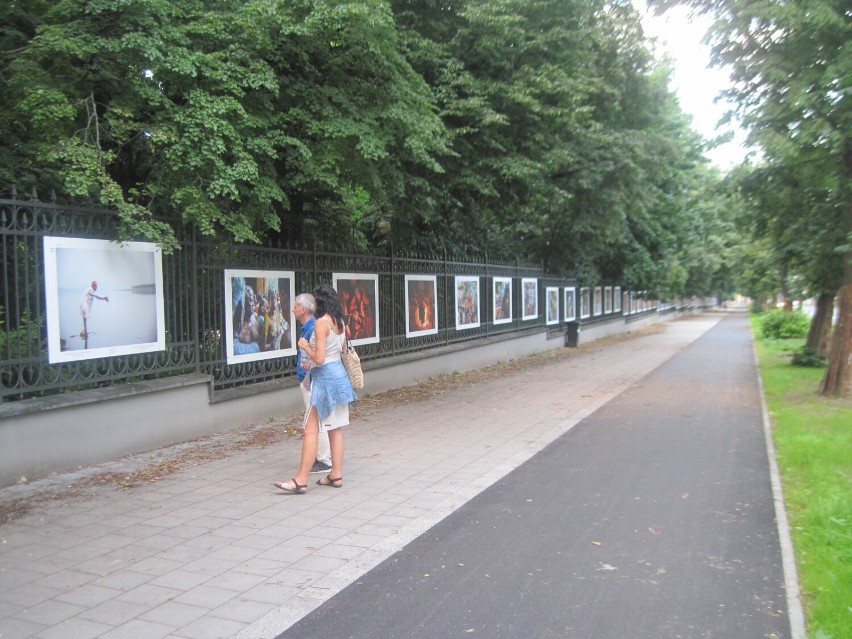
[752,326,852,639]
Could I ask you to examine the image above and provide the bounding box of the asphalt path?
[277,315,791,639]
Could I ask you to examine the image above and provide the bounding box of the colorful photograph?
[224,270,295,364]
[522,278,538,320]
[564,287,576,321]
[493,277,513,325]
[43,236,165,364]
[333,273,380,346]
[546,287,560,325]
[405,275,438,338]
[580,287,591,319]
[454,276,481,330]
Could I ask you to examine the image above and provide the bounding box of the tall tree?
[681,0,851,396]
[0,0,452,250]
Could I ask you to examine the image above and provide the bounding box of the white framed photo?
[225,269,295,364]
[564,287,576,321]
[43,236,165,363]
[545,287,560,325]
[522,278,538,320]
[333,273,380,346]
[405,274,438,338]
[454,276,481,330]
[493,276,513,325]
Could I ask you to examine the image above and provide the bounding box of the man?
[79,280,109,338]
[293,293,332,474]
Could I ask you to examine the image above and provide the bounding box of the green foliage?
[792,347,827,369]
[760,310,810,340]
[0,308,44,361]
[0,0,734,296]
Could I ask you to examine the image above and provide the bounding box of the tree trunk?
[820,247,852,397]
[806,293,834,357]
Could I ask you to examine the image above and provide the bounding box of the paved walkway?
[0,314,797,639]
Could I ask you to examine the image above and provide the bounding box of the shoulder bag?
[341,335,364,390]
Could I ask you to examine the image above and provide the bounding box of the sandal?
[273,479,307,494]
[317,475,343,488]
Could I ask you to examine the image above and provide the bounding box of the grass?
[751,318,852,639]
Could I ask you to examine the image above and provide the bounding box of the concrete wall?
[0,314,670,487]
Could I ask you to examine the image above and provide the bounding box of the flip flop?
[273,479,307,494]
[316,475,343,488]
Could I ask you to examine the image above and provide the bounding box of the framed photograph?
[224,269,295,364]
[454,276,480,330]
[333,273,379,346]
[545,287,560,325]
[493,276,513,325]
[593,286,603,316]
[614,286,622,313]
[580,287,591,319]
[564,287,576,321]
[604,286,613,313]
[43,236,166,364]
[522,278,538,320]
[405,274,438,338]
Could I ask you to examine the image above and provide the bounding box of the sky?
[638,4,750,170]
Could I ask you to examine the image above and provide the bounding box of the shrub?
[760,310,810,339]
[791,347,826,368]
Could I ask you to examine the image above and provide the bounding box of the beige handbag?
[341,337,364,390]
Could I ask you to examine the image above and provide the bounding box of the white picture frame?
[224,269,296,364]
[333,273,380,346]
[43,236,166,364]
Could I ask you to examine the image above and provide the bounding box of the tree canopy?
[655,0,850,395]
[2,0,733,299]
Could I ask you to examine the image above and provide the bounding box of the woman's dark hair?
[313,284,345,332]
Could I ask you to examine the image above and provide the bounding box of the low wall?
[0,313,670,487]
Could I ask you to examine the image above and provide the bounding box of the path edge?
[751,340,807,639]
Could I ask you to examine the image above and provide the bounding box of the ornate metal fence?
[1,190,576,403]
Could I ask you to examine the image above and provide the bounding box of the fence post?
[191,226,201,373]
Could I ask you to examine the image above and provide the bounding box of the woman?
[274,284,357,493]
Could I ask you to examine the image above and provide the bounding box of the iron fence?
[1,190,586,403]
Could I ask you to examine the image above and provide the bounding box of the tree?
[653,0,850,395]
[0,0,452,251]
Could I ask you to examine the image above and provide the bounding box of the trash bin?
[565,322,579,347]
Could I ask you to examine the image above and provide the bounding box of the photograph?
[522,278,538,320]
[493,276,513,325]
[593,286,603,316]
[454,276,481,330]
[405,275,438,338]
[224,269,295,364]
[564,286,576,321]
[604,286,613,314]
[545,287,560,325]
[333,273,380,346]
[43,236,165,364]
[614,286,622,313]
[580,287,591,319]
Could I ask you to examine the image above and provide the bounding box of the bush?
[791,347,826,368]
[760,310,810,339]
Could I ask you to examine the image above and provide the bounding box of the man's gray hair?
[295,293,316,313]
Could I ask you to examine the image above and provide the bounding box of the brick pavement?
[0,315,721,639]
